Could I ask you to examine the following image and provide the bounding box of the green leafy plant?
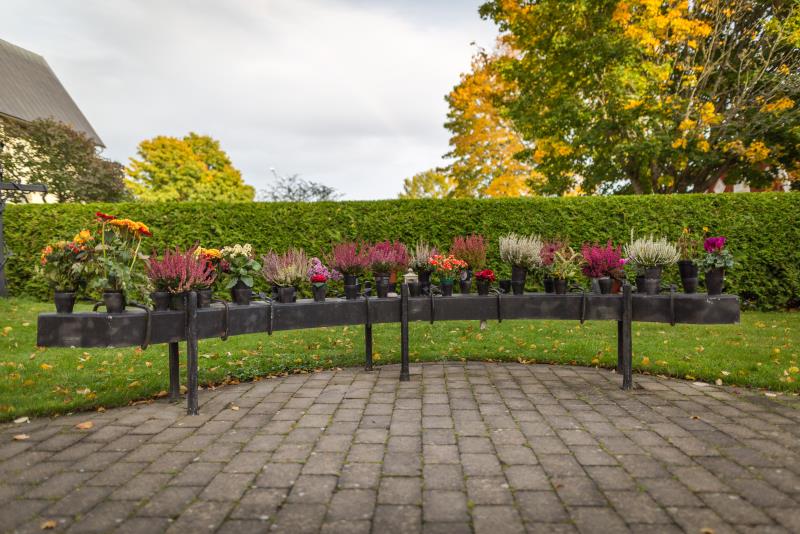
[699,236,735,271]
[220,244,261,289]
[37,232,92,292]
[85,212,151,299]
[550,246,583,280]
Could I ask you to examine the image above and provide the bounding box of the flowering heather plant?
[540,239,566,270]
[146,247,216,293]
[581,241,624,279]
[451,234,487,270]
[307,257,341,286]
[427,254,467,282]
[328,242,370,276]
[409,241,438,272]
[474,269,496,282]
[262,248,311,287]
[699,236,734,271]
[623,232,680,269]
[220,244,261,288]
[499,233,543,269]
[368,240,409,274]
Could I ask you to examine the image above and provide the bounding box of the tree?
[126,133,254,201]
[258,169,342,202]
[0,117,128,202]
[479,0,800,194]
[398,169,456,199]
[444,42,544,197]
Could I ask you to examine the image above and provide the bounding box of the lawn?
[0,297,797,421]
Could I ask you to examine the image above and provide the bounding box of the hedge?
[5,192,799,310]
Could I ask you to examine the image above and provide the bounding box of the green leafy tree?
[478,0,800,194]
[0,117,127,202]
[126,133,254,201]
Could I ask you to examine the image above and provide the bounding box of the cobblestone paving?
[3,362,800,534]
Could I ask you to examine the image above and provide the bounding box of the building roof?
[0,38,103,146]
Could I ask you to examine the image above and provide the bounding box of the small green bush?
[6,192,799,309]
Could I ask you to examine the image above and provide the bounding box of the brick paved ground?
[2,362,800,534]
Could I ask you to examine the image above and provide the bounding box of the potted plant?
[551,246,582,294]
[409,240,438,295]
[307,257,339,302]
[474,269,496,296]
[451,234,486,294]
[540,240,564,293]
[221,244,261,305]
[427,254,467,296]
[581,241,624,294]
[38,232,92,313]
[699,236,734,295]
[262,248,310,303]
[88,212,151,313]
[676,227,701,293]
[328,242,370,299]
[146,247,216,310]
[623,232,680,295]
[368,241,408,298]
[499,233,543,295]
[195,247,222,306]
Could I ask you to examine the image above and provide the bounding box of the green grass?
[0,297,798,421]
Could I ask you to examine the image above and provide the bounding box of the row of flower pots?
[39,213,733,313]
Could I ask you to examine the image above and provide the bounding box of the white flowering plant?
[499,233,544,269]
[623,233,680,269]
[221,244,261,289]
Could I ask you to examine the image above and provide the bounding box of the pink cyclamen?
[704,236,726,253]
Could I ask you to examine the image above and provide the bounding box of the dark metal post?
[620,282,633,390]
[168,342,180,401]
[616,320,623,373]
[186,291,199,414]
[400,283,410,381]
[365,324,373,371]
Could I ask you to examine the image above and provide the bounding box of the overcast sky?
[1,0,498,199]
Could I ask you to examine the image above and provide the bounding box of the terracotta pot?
[54,291,76,314]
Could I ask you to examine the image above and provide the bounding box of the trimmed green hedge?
[6,192,799,309]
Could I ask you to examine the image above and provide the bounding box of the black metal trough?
[37,284,740,415]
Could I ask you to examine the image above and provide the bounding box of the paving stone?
[373,504,421,534]
[422,490,468,522]
[569,506,630,534]
[472,505,525,534]
[423,464,465,490]
[165,500,233,534]
[466,476,514,504]
[67,500,138,533]
[379,476,422,505]
[326,488,376,521]
[138,486,200,517]
[515,490,569,523]
[339,462,382,489]
[200,472,254,501]
[287,474,337,503]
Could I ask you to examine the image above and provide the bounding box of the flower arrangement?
[409,240,438,273]
[551,247,583,280]
[38,236,92,292]
[427,254,467,282]
[499,233,543,269]
[308,257,340,286]
[623,233,680,269]
[699,236,734,271]
[676,227,702,261]
[368,241,409,275]
[581,241,625,279]
[262,248,310,287]
[88,211,151,298]
[328,242,370,277]
[451,234,487,270]
[146,247,216,293]
[220,243,261,289]
[474,269,496,282]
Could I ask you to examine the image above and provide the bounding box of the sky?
[1,0,498,199]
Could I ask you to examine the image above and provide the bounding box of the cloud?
[1,0,497,199]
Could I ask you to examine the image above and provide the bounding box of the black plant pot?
[459,279,472,294]
[678,260,699,294]
[407,282,420,297]
[476,279,490,296]
[499,279,511,294]
[54,291,76,314]
[440,280,454,297]
[312,284,327,302]
[344,284,360,300]
[343,274,359,287]
[705,267,725,296]
[231,280,252,305]
[644,266,663,279]
[511,265,527,283]
[103,291,125,313]
[197,288,213,308]
[375,275,391,298]
[277,286,296,303]
[597,277,613,295]
[150,291,170,311]
[511,280,525,295]
[170,292,187,311]
[543,277,555,294]
[643,278,661,295]
[553,279,568,295]
[418,271,432,295]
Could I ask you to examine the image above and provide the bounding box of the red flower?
[475,269,496,282]
[139,228,153,237]
[310,274,327,283]
[95,211,115,221]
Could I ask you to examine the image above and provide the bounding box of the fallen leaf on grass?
[13,416,29,424]
[40,519,57,530]
[40,363,53,371]
[13,434,29,440]
[75,421,93,430]
[230,404,239,411]
[155,390,168,398]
